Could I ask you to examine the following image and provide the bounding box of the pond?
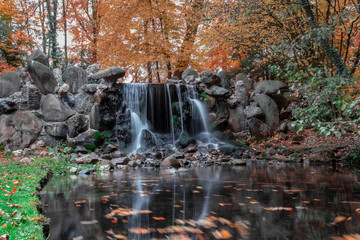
[41,165,360,240]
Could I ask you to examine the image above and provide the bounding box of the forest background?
[1,0,360,137]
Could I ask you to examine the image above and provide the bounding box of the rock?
[287,122,298,133]
[206,95,216,108]
[309,148,335,162]
[283,92,299,103]
[247,118,271,139]
[62,93,75,108]
[164,79,182,84]
[255,80,288,95]
[79,168,96,175]
[0,71,21,98]
[45,123,68,139]
[227,98,237,109]
[12,83,41,110]
[62,66,88,94]
[90,104,101,130]
[218,71,232,90]
[176,132,196,148]
[91,67,126,82]
[0,98,16,115]
[161,155,181,168]
[76,145,88,154]
[16,67,32,83]
[111,151,126,159]
[280,122,288,133]
[235,81,249,107]
[210,119,228,132]
[127,160,142,167]
[74,92,93,114]
[26,49,49,67]
[70,167,77,173]
[219,144,243,155]
[182,68,198,83]
[247,107,264,119]
[67,114,89,138]
[235,73,254,90]
[58,83,69,97]
[75,154,98,164]
[20,157,33,164]
[184,146,197,153]
[254,94,280,131]
[129,152,146,162]
[87,64,100,74]
[205,85,229,97]
[41,94,75,122]
[270,94,288,110]
[111,157,130,167]
[0,111,42,150]
[93,89,104,103]
[104,144,117,154]
[231,159,247,166]
[67,130,97,146]
[101,153,111,160]
[228,105,246,132]
[27,60,57,94]
[213,100,229,120]
[200,71,221,87]
[82,84,98,94]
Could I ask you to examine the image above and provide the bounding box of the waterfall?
[117,83,213,152]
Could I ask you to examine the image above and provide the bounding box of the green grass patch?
[0,162,47,240]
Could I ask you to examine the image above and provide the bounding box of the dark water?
[41,165,360,240]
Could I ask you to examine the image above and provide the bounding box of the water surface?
[41,165,360,239]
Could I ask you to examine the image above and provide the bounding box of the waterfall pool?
[41,165,360,240]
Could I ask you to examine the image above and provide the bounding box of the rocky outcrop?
[255,80,288,95]
[62,66,88,94]
[228,105,246,132]
[182,68,198,84]
[41,94,75,122]
[27,60,57,94]
[90,67,126,82]
[0,71,21,98]
[45,123,68,139]
[12,83,41,110]
[67,114,89,138]
[200,71,221,87]
[26,49,49,67]
[0,111,42,150]
[254,94,280,131]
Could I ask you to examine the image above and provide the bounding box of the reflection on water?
[41,165,360,240]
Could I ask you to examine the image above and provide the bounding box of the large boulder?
[45,123,68,139]
[87,64,100,74]
[67,114,89,138]
[228,105,246,132]
[90,103,101,130]
[218,71,232,90]
[176,132,196,148]
[74,92,93,114]
[161,155,181,168]
[200,71,221,87]
[91,67,126,82]
[235,73,254,91]
[27,60,57,94]
[0,98,16,115]
[255,80,288,95]
[246,107,264,119]
[12,83,41,110]
[0,111,42,150]
[254,94,280,131]
[235,80,249,107]
[26,49,49,67]
[62,66,88,94]
[205,85,229,97]
[182,68,198,83]
[0,71,21,98]
[41,94,75,122]
[247,118,271,139]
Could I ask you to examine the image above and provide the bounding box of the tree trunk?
[62,0,68,66]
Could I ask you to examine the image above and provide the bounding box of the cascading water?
[114,83,213,152]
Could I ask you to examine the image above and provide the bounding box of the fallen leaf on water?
[113,234,127,239]
[334,216,347,223]
[129,228,154,234]
[153,217,166,220]
[173,205,181,208]
[264,207,293,211]
[219,203,233,207]
[220,229,232,239]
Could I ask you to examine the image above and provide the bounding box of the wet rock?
[127,160,142,167]
[76,145,88,154]
[111,151,126,159]
[0,71,21,98]
[255,80,288,95]
[75,154,98,164]
[82,84,98,94]
[78,168,96,175]
[104,144,117,154]
[235,73,254,90]
[62,66,88,94]
[184,146,197,153]
[309,148,335,162]
[161,155,181,168]
[200,71,221,87]
[218,71,232,90]
[0,111,42,150]
[176,132,196,148]
[254,94,279,131]
[27,60,57,94]
[74,92,93,114]
[26,49,49,67]
[129,152,146,162]
[228,105,246,132]
[90,103,101,130]
[87,64,100,74]
[12,83,41,110]
[247,107,264,119]
[91,67,126,82]
[0,98,16,115]
[213,100,229,120]
[235,80,249,107]
[247,118,271,139]
[210,119,228,132]
[67,114,89,138]
[41,94,75,122]
[182,68,198,83]
[111,157,130,167]
[45,123,68,139]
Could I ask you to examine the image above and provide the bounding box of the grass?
[0,161,47,240]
